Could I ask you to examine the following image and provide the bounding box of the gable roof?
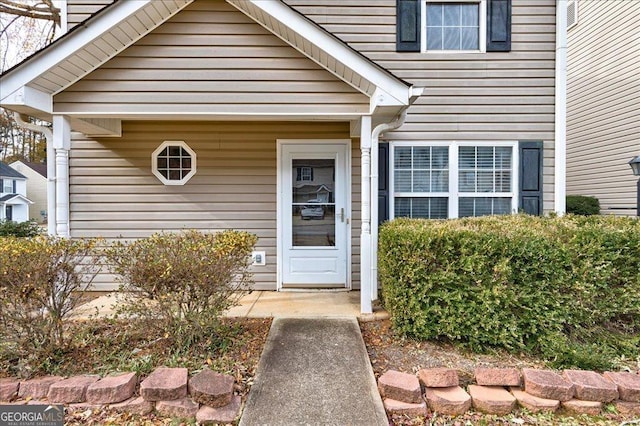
[0,194,33,204]
[11,161,47,178]
[0,0,415,123]
[0,163,27,179]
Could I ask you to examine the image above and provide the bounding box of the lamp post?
[629,155,640,216]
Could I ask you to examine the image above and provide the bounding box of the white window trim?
[151,140,197,186]
[390,141,519,219]
[421,0,487,54]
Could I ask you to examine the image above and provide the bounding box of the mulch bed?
[1,317,272,425]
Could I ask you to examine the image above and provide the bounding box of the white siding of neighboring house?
[10,162,48,223]
[566,0,640,216]
[0,177,29,222]
[285,0,557,213]
[70,121,362,291]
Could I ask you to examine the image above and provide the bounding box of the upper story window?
[396,0,510,53]
[424,2,483,52]
[152,141,196,186]
[1,179,13,193]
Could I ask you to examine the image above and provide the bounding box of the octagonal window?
[152,141,197,185]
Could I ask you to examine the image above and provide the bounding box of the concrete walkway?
[239,317,388,426]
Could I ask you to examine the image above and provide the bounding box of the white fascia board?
[1,0,156,101]
[234,0,411,106]
[2,86,52,113]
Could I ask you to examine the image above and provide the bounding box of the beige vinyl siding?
[66,0,114,31]
[70,121,361,291]
[55,0,369,115]
[566,0,640,216]
[285,0,557,213]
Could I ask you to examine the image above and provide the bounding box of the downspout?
[13,112,56,235]
[369,108,409,302]
[554,0,568,215]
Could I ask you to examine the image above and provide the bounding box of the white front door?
[279,141,350,288]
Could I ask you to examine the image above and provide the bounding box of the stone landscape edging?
[0,367,239,425]
[4,366,640,422]
[378,366,640,419]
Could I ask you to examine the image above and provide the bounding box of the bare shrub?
[0,236,100,358]
[104,229,257,351]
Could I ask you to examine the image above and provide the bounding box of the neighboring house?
[566,0,640,216]
[9,161,48,223]
[0,162,32,223]
[0,0,566,312]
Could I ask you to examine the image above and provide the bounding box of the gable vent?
[567,0,578,29]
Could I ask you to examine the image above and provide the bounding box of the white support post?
[555,0,568,215]
[53,115,71,238]
[360,116,373,314]
[46,137,56,236]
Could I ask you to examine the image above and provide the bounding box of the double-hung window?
[393,145,450,219]
[391,142,518,219]
[422,0,486,52]
[396,0,510,53]
[1,179,13,194]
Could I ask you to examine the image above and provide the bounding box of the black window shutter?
[396,0,421,52]
[378,143,390,224]
[296,168,301,181]
[310,168,314,181]
[519,141,543,215]
[486,0,511,52]
[0,179,3,192]
[13,180,16,193]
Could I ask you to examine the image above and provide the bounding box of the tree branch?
[0,0,60,25]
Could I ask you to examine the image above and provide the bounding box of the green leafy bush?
[105,229,258,351]
[566,195,600,215]
[0,236,100,362]
[0,219,42,237]
[379,215,640,369]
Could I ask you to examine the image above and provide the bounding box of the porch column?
[46,135,56,235]
[360,116,373,314]
[53,115,71,238]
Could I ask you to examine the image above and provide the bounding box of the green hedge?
[566,195,600,215]
[379,215,640,369]
[0,219,41,237]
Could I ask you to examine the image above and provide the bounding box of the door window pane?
[292,159,335,247]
